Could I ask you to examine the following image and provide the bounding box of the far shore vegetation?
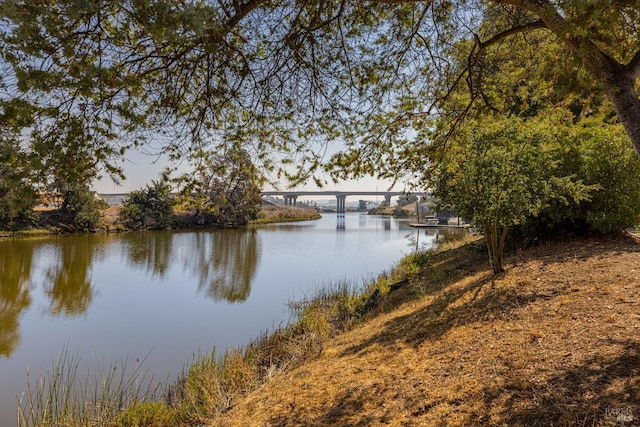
[1,198,322,238]
[250,205,321,224]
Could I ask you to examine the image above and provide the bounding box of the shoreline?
[15,223,460,426]
[0,205,323,239]
[17,228,637,425]
[214,231,640,426]
[17,227,640,427]
[17,232,640,427]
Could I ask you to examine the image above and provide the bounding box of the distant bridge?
[261,191,431,214]
[96,190,431,214]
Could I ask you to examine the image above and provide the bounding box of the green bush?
[433,116,595,273]
[120,179,175,230]
[176,147,263,227]
[0,185,36,231]
[515,119,640,240]
[42,186,105,232]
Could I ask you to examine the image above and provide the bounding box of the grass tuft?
[113,401,176,427]
[17,345,162,427]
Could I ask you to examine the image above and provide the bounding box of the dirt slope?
[215,233,640,426]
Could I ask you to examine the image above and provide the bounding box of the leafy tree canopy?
[0,127,37,231]
[515,115,640,239]
[433,113,596,273]
[120,174,175,230]
[1,0,639,187]
[175,146,264,226]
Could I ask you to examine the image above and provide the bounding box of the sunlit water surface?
[0,213,439,424]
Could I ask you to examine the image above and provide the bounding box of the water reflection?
[179,230,259,302]
[0,240,33,357]
[44,236,96,316]
[0,228,261,359]
[0,214,425,426]
[123,232,174,278]
[120,230,260,302]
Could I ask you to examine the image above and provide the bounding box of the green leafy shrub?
[58,186,105,232]
[433,116,595,273]
[120,178,175,230]
[515,118,640,240]
[176,147,263,227]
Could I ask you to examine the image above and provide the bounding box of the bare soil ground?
[215,232,640,426]
[102,206,122,226]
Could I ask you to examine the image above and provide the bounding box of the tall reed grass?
[17,345,163,427]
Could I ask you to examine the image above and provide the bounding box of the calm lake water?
[0,213,438,425]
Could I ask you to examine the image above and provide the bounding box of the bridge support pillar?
[384,195,392,206]
[284,195,298,206]
[336,195,347,214]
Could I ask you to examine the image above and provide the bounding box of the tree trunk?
[605,80,640,158]
[484,220,505,274]
[577,48,640,158]
[499,0,640,158]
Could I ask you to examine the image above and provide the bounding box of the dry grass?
[215,232,640,426]
[102,206,122,226]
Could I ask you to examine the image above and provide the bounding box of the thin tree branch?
[227,0,265,30]
[477,19,546,50]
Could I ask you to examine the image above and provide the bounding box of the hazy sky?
[91,148,403,196]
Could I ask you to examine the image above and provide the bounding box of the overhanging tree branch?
[476,19,546,50]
